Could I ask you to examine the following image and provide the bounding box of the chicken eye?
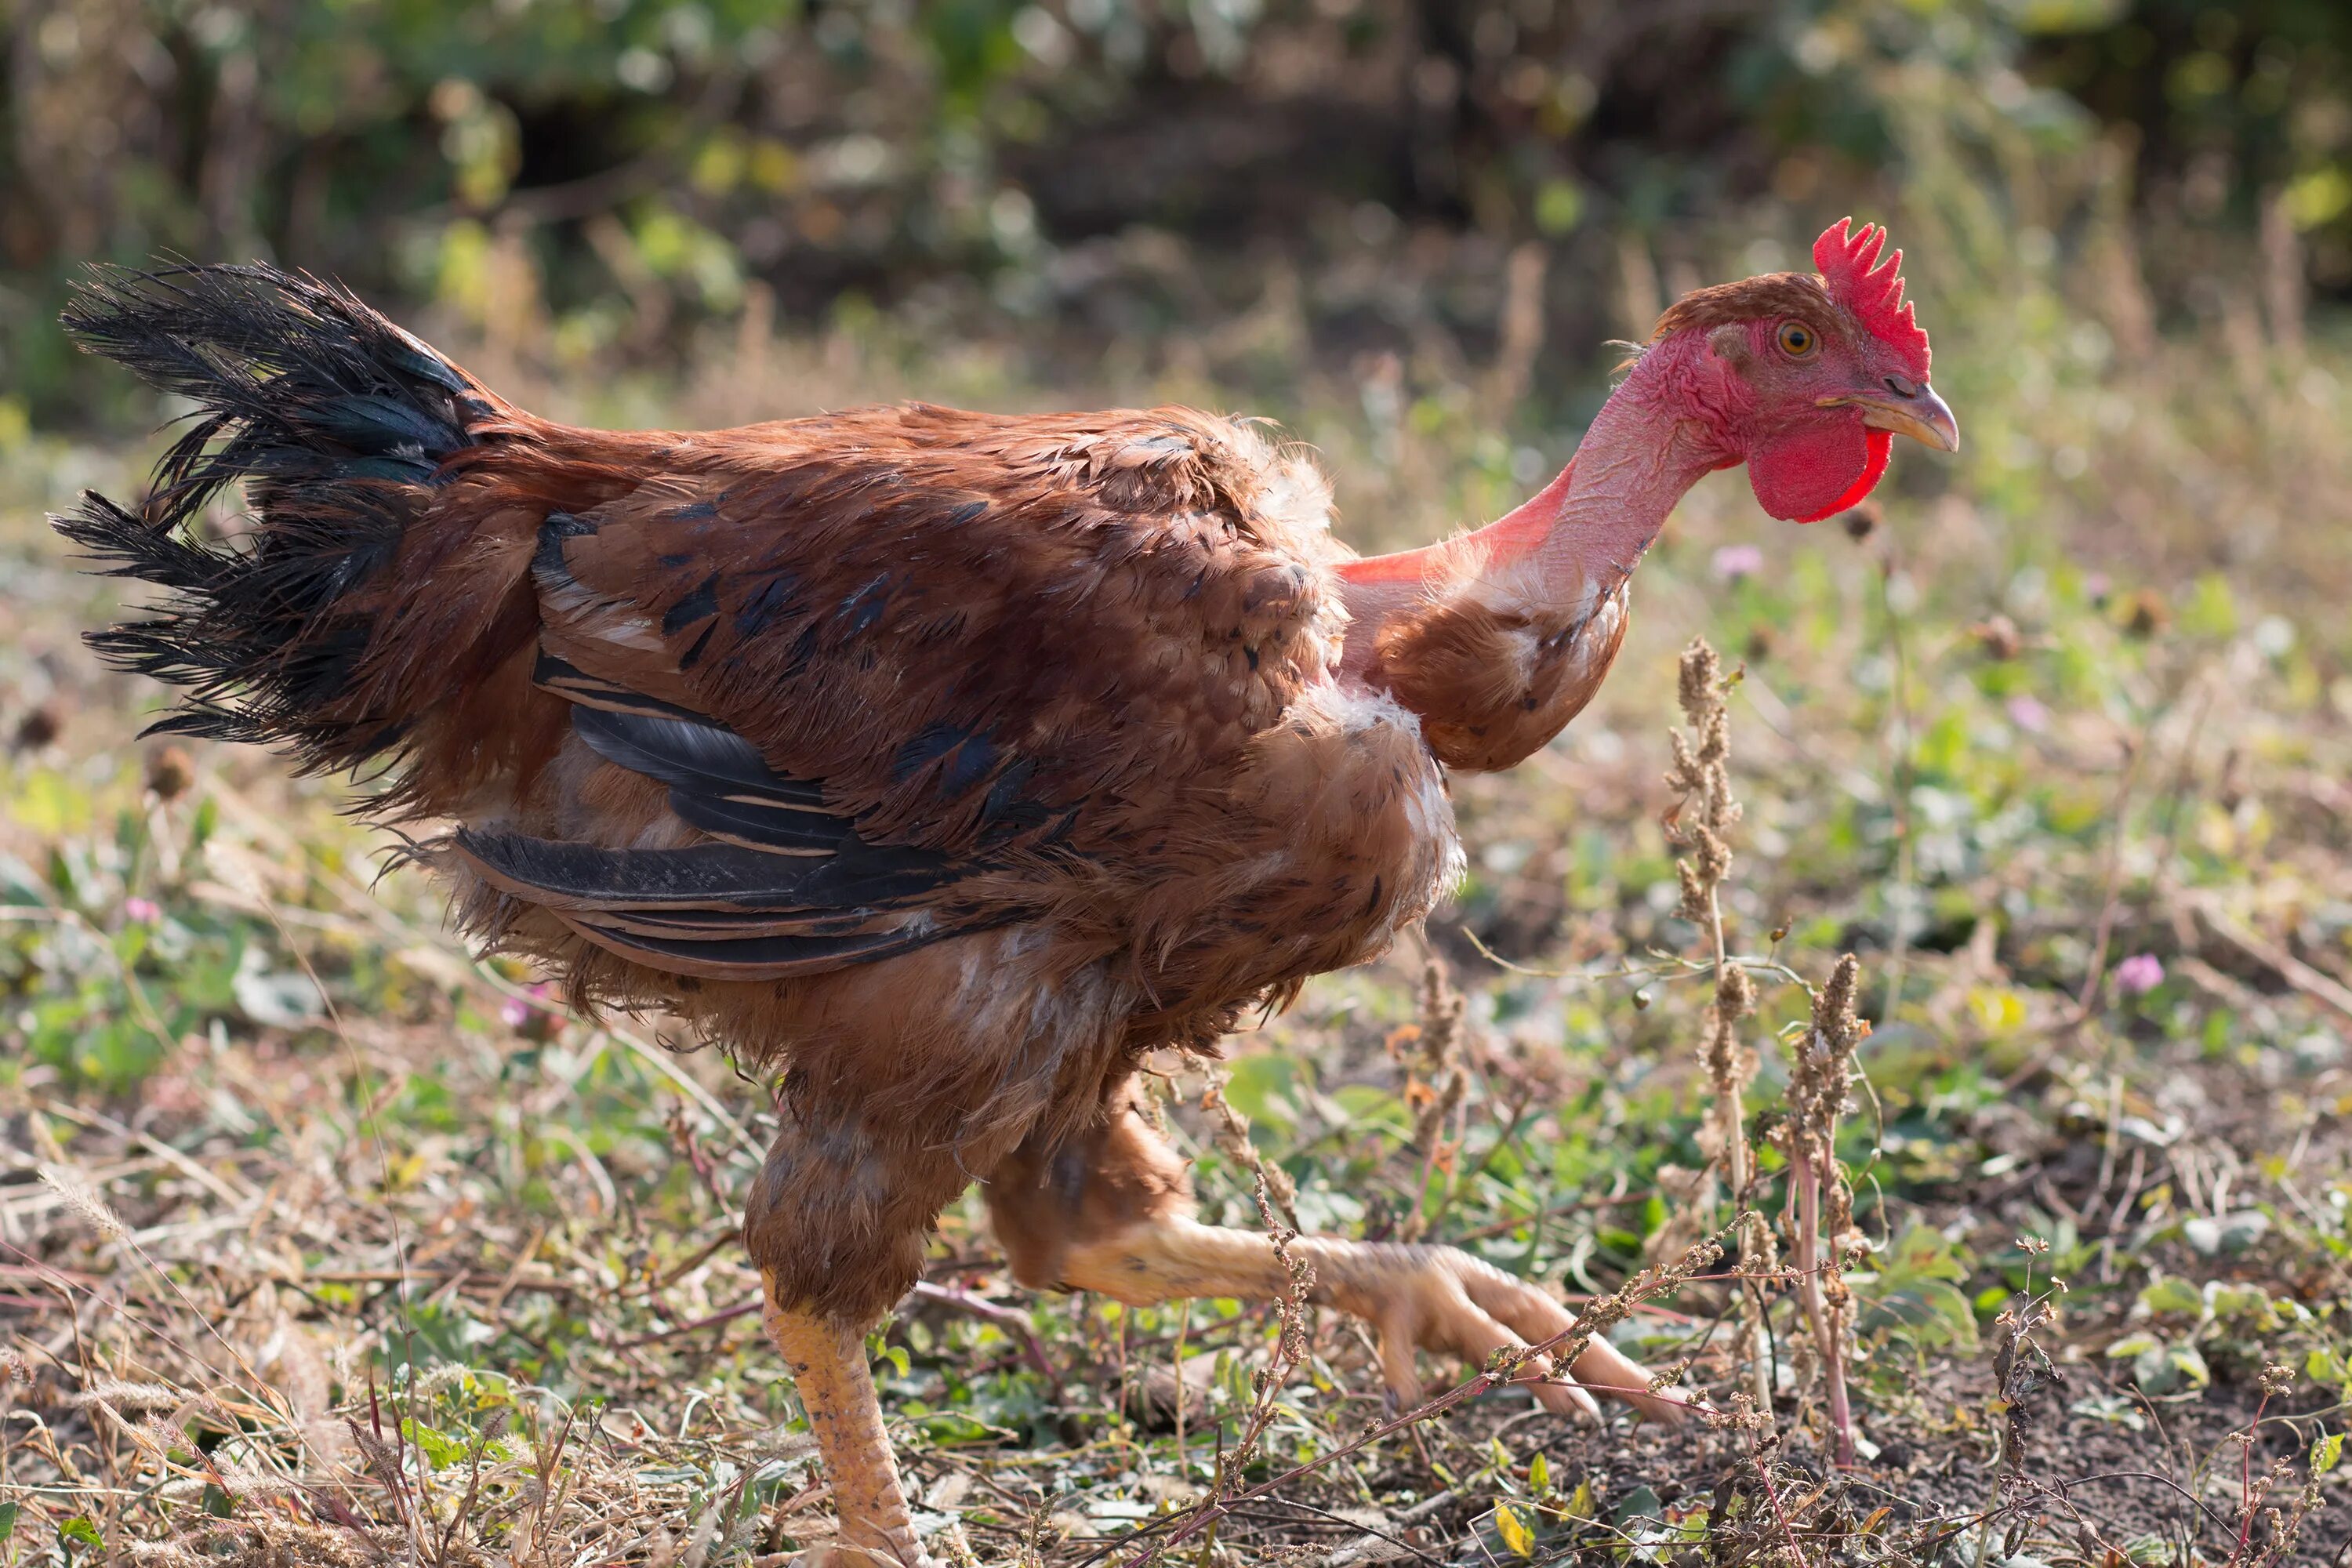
[1777,321,1817,358]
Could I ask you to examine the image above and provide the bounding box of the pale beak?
[1820,379,1960,453]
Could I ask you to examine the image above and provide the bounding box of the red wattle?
[1748,423,1890,524]
[1807,429,1891,522]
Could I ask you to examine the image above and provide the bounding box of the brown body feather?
[61,270,1631,1322]
[408,405,1483,1316]
[1364,550,1632,771]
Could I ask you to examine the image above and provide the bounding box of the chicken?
[58,219,1953,1566]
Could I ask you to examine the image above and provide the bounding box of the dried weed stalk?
[1399,958,1469,1241]
[1668,638,1874,1470]
[2227,1363,2332,1567]
[1207,1170,1316,1504]
[1980,1276,2063,1568]
[1773,953,1866,1469]
[1201,1078,1299,1229]
[1664,639,1774,1409]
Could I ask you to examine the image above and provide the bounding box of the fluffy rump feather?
[55,266,500,768]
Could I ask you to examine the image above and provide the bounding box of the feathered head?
[1644,216,1956,522]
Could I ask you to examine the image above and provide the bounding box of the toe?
[1568,1334,1686,1425]
[1426,1290,1598,1421]
[1530,1370,1602,1421]
[1454,1258,1575,1343]
[1372,1308,1424,1411]
[1446,1252,1678,1421]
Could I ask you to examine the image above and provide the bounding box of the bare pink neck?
[1338,341,1730,662]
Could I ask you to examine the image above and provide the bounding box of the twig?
[2190,895,2352,1023]
[905,1281,1064,1402]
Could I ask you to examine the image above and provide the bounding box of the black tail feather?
[54,263,489,773]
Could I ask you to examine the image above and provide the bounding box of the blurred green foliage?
[5,0,2350,428]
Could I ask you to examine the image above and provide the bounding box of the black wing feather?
[469,654,1036,978]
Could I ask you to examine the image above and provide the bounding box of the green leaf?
[2314,1432,2344,1476]
[1861,1279,1980,1352]
[59,1515,103,1548]
[399,1417,466,1469]
[2205,1282,2274,1323]
[1328,1084,1412,1136]
[1221,1054,1307,1134]
[2136,1277,2201,1316]
[2180,573,2238,638]
[1526,1450,1551,1496]
[1876,1221,1970,1284]
[1493,1501,1535,1559]
[2285,165,2352,230]
[0,1501,17,1537]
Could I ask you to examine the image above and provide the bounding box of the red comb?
[1814,217,1930,378]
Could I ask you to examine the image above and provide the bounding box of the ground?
[4,310,2352,1566]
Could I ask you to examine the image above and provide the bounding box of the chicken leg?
[1055,1218,1678,1420]
[761,1292,931,1567]
[982,1084,1682,1424]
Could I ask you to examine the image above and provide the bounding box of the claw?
[1374,1312,1423,1411]
[1334,1244,1686,1426]
[1563,1332,1688,1426]
[1530,1371,1601,1421]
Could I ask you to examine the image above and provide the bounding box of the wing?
[452,663,1021,977]
[459,405,1347,982]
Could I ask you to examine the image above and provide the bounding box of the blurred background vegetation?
[6,0,2350,434]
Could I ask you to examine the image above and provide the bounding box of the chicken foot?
[1057,1218,1681,1422]
[761,1290,931,1568]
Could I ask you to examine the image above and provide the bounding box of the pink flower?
[503,982,564,1040]
[2005,695,2049,733]
[1711,543,1765,581]
[124,897,162,924]
[2114,954,2165,995]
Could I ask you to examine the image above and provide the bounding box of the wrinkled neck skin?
[1338,332,1737,684]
